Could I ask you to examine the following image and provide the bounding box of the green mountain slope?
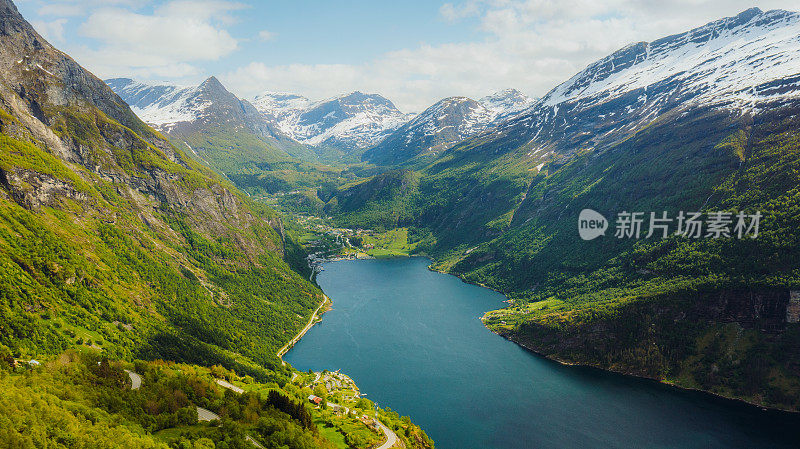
[472,106,800,410]
[0,0,321,380]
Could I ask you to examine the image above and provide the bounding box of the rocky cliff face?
[0,167,89,210]
[696,290,793,332]
[0,0,285,260]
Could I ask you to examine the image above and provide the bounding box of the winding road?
[373,418,398,449]
[215,378,244,394]
[124,367,397,447]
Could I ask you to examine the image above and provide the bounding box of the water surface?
[285,258,800,448]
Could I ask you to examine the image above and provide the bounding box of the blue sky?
[15,0,800,111]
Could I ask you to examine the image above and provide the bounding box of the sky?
[14,0,800,112]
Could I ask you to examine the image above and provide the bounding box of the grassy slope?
[0,11,325,378]
[0,352,341,449]
[164,125,357,203]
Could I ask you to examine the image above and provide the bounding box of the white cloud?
[79,8,238,61]
[31,18,67,42]
[69,45,203,79]
[258,30,275,41]
[155,0,246,25]
[439,0,482,23]
[51,0,244,79]
[222,0,800,111]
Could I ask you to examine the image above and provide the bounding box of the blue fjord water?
[284,257,800,448]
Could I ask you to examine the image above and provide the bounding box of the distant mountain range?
[252,90,412,152]
[106,76,314,166]
[107,77,536,164]
[362,90,537,165]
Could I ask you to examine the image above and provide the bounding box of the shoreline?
[277,294,330,360]
[425,256,800,415]
[489,326,800,416]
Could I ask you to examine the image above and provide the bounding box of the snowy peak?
[253,92,312,116]
[105,78,205,129]
[106,76,297,152]
[543,8,800,109]
[443,8,800,170]
[479,88,537,117]
[362,96,495,165]
[252,90,410,150]
[108,76,255,129]
[361,89,538,165]
[198,75,226,93]
[406,96,493,137]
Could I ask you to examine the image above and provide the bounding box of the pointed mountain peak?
[739,7,762,17]
[199,76,226,92]
[0,0,50,50]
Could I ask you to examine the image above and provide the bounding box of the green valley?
[0,1,434,447]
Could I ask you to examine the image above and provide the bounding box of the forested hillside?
[0,0,320,381]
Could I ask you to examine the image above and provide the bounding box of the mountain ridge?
[253,90,412,156]
[362,90,536,165]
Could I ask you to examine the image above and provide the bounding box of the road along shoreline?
[277,294,331,360]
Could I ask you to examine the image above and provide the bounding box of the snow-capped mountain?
[461,7,800,167]
[106,77,313,163]
[253,91,412,152]
[479,88,537,118]
[105,78,205,131]
[543,8,800,110]
[106,77,290,140]
[363,91,535,165]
